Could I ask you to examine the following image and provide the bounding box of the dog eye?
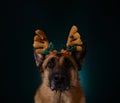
[47,58,55,68]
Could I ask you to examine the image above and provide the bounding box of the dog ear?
[66,25,87,70]
[34,50,44,67]
[33,29,49,68]
[71,42,87,70]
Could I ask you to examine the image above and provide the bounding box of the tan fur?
[34,54,85,103]
[33,25,86,103]
[35,84,85,103]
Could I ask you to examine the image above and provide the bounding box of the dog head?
[33,25,87,92]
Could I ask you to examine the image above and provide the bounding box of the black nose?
[54,74,66,82]
[50,73,70,91]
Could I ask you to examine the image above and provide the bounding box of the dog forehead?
[43,53,76,65]
[46,53,71,62]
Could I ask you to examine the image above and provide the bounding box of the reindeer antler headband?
[33,25,84,57]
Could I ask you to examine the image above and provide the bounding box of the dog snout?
[50,73,70,92]
[54,74,66,82]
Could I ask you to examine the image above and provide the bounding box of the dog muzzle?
[50,73,70,92]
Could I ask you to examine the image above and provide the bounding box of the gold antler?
[66,25,83,52]
[33,29,49,54]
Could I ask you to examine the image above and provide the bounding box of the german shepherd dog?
[33,25,87,103]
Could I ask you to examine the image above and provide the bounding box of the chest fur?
[34,85,85,103]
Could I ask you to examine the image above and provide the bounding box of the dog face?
[33,25,87,92]
[42,53,79,92]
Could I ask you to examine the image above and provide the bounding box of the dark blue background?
[3,0,120,103]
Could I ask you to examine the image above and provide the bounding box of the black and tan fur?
[33,25,87,103]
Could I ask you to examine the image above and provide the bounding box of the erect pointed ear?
[71,42,87,70]
[33,29,49,69]
[34,49,44,67]
[66,25,87,70]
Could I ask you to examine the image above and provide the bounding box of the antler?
[33,29,49,54]
[66,25,83,52]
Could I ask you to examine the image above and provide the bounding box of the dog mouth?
[50,80,70,92]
